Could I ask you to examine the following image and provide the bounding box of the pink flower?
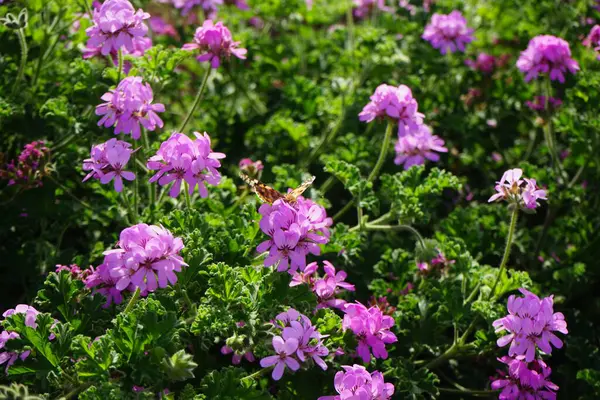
[149,16,178,38]
[260,336,300,380]
[82,139,135,192]
[353,0,392,19]
[85,0,150,56]
[517,35,579,83]
[394,124,448,169]
[220,345,254,365]
[0,141,50,189]
[491,356,558,400]
[318,364,394,400]
[583,25,600,60]
[238,158,264,178]
[422,11,474,54]
[290,261,355,310]
[526,96,562,112]
[0,331,29,373]
[465,52,497,74]
[359,84,424,136]
[182,20,247,68]
[488,169,547,210]
[172,0,221,18]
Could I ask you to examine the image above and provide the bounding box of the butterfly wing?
[284,175,316,203]
[240,173,285,204]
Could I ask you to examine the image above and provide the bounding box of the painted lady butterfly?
[239,173,315,204]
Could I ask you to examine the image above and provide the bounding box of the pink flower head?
[0,331,29,374]
[239,158,263,178]
[583,25,600,60]
[290,261,355,310]
[147,132,225,198]
[96,77,165,140]
[493,288,567,362]
[182,20,247,69]
[1,141,50,189]
[149,16,178,38]
[257,197,331,273]
[422,11,474,55]
[220,345,254,365]
[172,0,222,18]
[82,138,135,192]
[517,35,579,83]
[86,224,187,304]
[488,169,547,210]
[2,305,41,329]
[465,52,497,74]
[394,124,448,169]
[526,96,562,112]
[318,364,395,400]
[259,336,300,380]
[491,356,558,400]
[353,0,392,19]
[85,0,150,56]
[359,84,425,136]
[342,302,397,363]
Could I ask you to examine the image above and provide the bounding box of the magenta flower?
[3,305,40,329]
[260,336,300,380]
[583,25,600,59]
[0,331,29,374]
[353,0,392,19]
[290,261,355,310]
[493,288,568,362]
[318,364,395,400]
[86,224,187,303]
[82,138,135,192]
[147,132,225,198]
[172,0,221,18]
[465,52,497,74]
[491,356,558,400]
[220,345,255,365]
[149,16,178,38]
[0,141,50,189]
[85,0,150,56]
[342,302,397,363]
[239,158,263,176]
[488,168,547,210]
[516,35,579,83]
[182,20,247,68]
[422,11,474,54]
[394,124,448,169]
[526,96,562,112]
[359,84,424,136]
[96,77,165,140]
[257,197,331,273]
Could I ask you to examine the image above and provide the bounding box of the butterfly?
[240,173,315,204]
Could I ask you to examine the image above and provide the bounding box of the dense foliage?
[1,0,599,398]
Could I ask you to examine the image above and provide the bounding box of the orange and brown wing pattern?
[240,173,285,204]
[284,175,316,203]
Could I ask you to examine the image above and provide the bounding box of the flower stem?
[141,129,156,222]
[12,28,28,95]
[81,0,94,17]
[124,288,141,313]
[117,48,123,83]
[359,224,426,249]
[542,78,564,181]
[345,1,355,51]
[184,183,193,209]
[241,368,267,381]
[179,66,211,132]
[133,153,139,222]
[488,207,519,300]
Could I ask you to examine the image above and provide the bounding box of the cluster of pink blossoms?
[260,309,330,381]
[182,20,247,69]
[491,356,558,400]
[583,25,600,59]
[290,261,355,310]
[1,141,50,189]
[422,11,474,55]
[96,76,165,140]
[465,52,498,74]
[417,250,455,273]
[318,364,394,400]
[394,124,448,170]
[238,158,263,178]
[257,197,332,273]
[171,0,221,17]
[85,224,186,307]
[85,0,150,56]
[352,0,391,19]
[342,302,398,363]
[147,132,225,198]
[0,305,49,373]
[493,288,568,362]
[82,139,135,192]
[516,35,579,83]
[488,168,547,210]
[55,264,93,280]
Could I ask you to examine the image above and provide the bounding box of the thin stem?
[184,183,193,209]
[47,175,94,211]
[133,153,139,222]
[124,288,141,313]
[179,66,211,132]
[424,342,460,370]
[141,129,156,221]
[333,200,355,222]
[353,223,426,250]
[542,78,564,180]
[117,48,123,82]
[345,1,355,51]
[241,368,268,381]
[367,121,394,182]
[319,176,336,194]
[81,0,94,18]
[488,207,519,300]
[12,28,28,95]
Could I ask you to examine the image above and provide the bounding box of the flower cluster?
[318,364,394,400]
[289,261,355,310]
[359,84,424,136]
[172,0,221,18]
[85,0,150,56]
[238,158,263,178]
[583,25,600,59]
[394,124,448,169]
[526,96,563,112]
[491,356,558,400]
[96,76,165,140]
[55,264,93,280]
[85,224,187,306]
[83,36,151,73]
[260,308,330,380]
[182,20,247,68]
[516,35,579,83]
[493,288,567,362]
[342,302,397,363]
[221,345,255,365]
[147,132,225,198]
[465,52,497,74]
[0,141,50,189]
[417,250,455,273]
[149,16,178,38]
[257,196,332,273]
[488,168,547,210]
[0,305,45,373]
[353,0,391,19]
[422,11,474,54]
[82,139,135,192]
